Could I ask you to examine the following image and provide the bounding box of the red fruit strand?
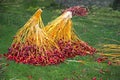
[62,6,88,16]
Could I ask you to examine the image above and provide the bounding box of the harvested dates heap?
[5,7,96,66]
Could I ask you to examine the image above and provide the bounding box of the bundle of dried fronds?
[44,11,96,58]
[5,9,65,66]
[97,44,120,65]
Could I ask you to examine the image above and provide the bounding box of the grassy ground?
[0,1,120,80]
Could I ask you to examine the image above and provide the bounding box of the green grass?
[0,1,120,80]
